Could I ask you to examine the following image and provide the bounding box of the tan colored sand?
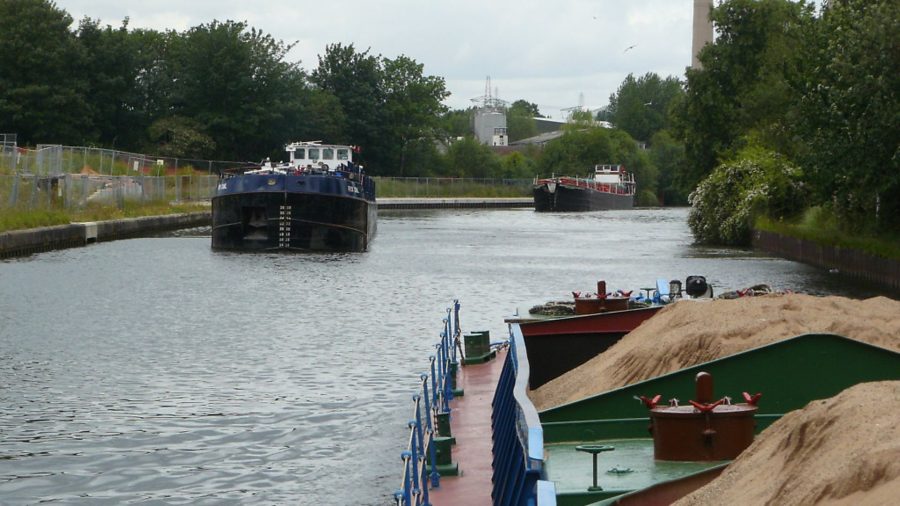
[530,293,900,411]
[674,380,900,506]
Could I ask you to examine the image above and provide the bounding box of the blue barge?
[211,141,376,252]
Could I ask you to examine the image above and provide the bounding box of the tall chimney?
[692,0,714,69]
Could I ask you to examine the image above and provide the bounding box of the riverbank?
[753,229,900,291]
[0,212,209,259]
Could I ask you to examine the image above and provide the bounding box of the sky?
[55,0,700,120]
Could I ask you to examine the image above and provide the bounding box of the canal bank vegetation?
[0,202,209,233]
[1,0,895,252]
[679,0,899,253]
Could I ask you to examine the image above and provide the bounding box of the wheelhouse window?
[322,148,335,160]
[294,148,305,161]
[337,148,349,160]
[309,148,320,160]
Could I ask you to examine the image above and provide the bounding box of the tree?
[0,0,90,145]
[795,0,900,234]
[499,151,537,179]
[688,145,807,245]
[77,17,146,150]
[440,109,474,138]
[650,130,688,205]
[380,55,449,175]
[509,100,542,118]
[146,115,216,158]
[311,44,384,166]
[445,137,500,178]
[673,0,815,193]
[607,73,683,142]
[162,20,307,160]
[506,100,540,142]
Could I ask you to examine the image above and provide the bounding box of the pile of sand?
[530,293,900,411]
[674,381,900,505]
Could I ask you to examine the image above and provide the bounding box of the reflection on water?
[0,208,891,505]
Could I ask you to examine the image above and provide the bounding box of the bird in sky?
[624,44,637,53]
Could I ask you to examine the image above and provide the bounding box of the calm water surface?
[0,208,889,505]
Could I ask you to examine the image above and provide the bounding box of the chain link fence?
[0,136,534,209]
[0,140,240,210]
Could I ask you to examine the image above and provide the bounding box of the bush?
[688,146,806,246]
[636,189,659,207]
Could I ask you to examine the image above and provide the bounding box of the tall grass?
[0,201,209,233]
[756,206,900,260]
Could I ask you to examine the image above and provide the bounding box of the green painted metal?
[436,412,453,438]
[545,439,725,506]
[539,334,900,442]
[463,330,491,363]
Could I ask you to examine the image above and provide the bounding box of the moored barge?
[533,164,635,212]
[211,141,376,252]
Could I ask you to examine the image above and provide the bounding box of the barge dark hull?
[533,183,633,211]
[211,174,376,252]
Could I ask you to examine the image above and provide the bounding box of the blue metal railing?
[396,300,462,506]
[491,323,556,506]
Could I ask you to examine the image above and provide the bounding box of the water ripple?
[0,208,890,504]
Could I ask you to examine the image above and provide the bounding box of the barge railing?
[396,300,462,506]
[491,323,556,505]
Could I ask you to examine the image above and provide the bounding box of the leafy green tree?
[0,0,89,145]
[445,137,500,178]
[162,20,306,160]
[607,73,683,142]
[311,44,384,165]
[650,130,688,205]
[402,138,447,176]
[506,100,540,142]
[440,109,474,138]
[77,17,147,150]
[567,109,595,125]
[673,0,815,193]
[146,115,216,158]
[127,28,171,133]
[688,145,807,245]
[380,55,449,175]
[795,0,900,234]
[312,44,448,175]
[509,100,541,117]
[499,151,537,179]
[287,88,347,150]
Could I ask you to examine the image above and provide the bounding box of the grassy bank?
[756,207,900,261]
[0,202,210,233]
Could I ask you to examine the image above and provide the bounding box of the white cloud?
[57,0,697,119]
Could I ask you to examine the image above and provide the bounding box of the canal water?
[0,208,889,505]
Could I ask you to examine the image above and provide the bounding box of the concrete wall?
[753,229,900,291]
[0,212,210,259]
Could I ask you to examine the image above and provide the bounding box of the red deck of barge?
[429,348,507,505]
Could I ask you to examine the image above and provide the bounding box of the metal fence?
[0,141,239,210]
[0,143,245,177]
[0,138,534,208]
[1,173,218,210]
